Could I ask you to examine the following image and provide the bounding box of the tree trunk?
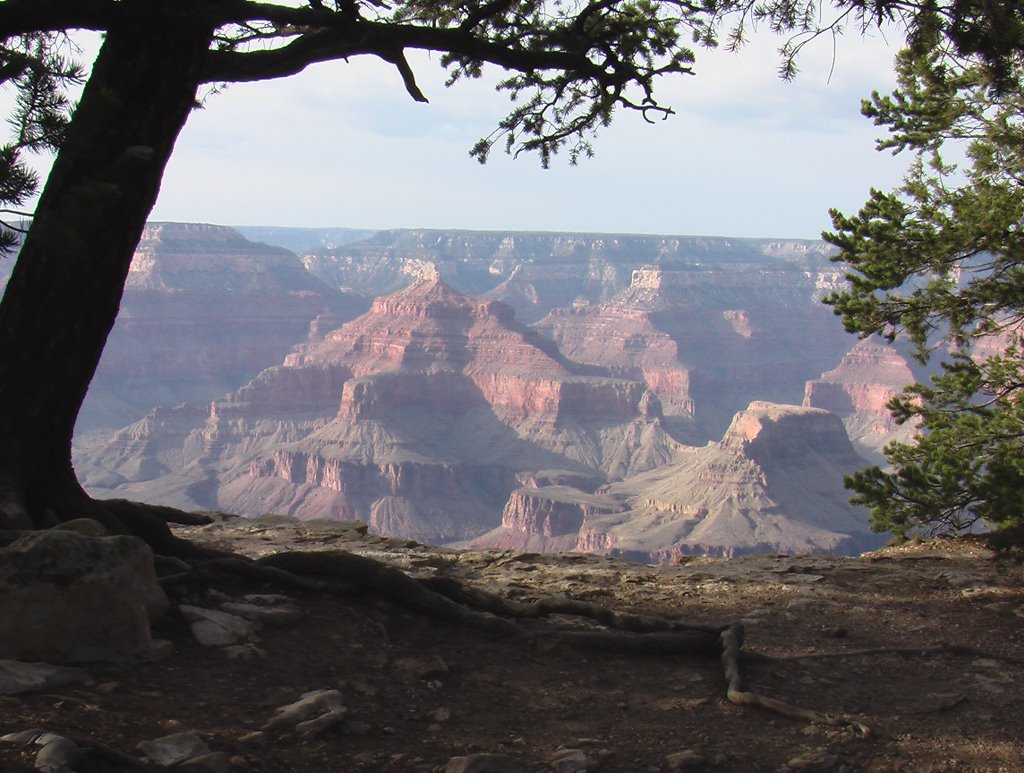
[0,15,211,542]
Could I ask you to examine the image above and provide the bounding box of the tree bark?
[0,14,211,537]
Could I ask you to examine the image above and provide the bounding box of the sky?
[10,22,909,241]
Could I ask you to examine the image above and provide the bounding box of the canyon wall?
[71,224,899,557]
[77,223,365,433]
[469,402,884,561]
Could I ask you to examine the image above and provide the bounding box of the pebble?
[176,750,233,773]
[34,734,83,773]
[263,689,346,734]
[0,660,93,696]
[445,752,521,772]
[782,750,840,772]
[137,732,211,767]
[664,749,707,770]
[392,655,449,680]
[549,747,590,772]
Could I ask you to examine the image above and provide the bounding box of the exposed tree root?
[163,547,864,731]
[421,575,724,635]
[720,625,872,736]
[258,551,522,636]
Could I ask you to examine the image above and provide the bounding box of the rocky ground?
[2,515,1023,772]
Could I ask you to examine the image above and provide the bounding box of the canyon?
[64,224,925,559]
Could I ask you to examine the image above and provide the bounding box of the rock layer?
[471,402,882,561]
[78,222,364,432]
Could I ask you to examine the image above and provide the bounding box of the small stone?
[220,601,304,626]
[224,644,267,661]
[430,707,452,723]
[263,689,346,734]
[0,660,94,696]
[180,605,256,646]
[782,750,840,772]
[137,732,210,767]
[237,731,267,746]
[821,626,848,639]
[664,749,707,770]
[549,748,590,772]
[52,518,108,537]
[295,708,347,738]
[34,735,83,773]
[1,728,46,745]
[445,752,521,773]
[176,751,233,773]
[393,655,449,680]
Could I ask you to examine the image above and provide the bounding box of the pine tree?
[825,38,1024,539]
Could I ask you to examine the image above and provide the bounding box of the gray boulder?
[0,527,168,662]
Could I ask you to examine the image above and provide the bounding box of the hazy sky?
[14,25,909,240]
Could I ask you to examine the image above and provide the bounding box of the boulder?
[0,528,168,663]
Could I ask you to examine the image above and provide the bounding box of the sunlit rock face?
[77,223,365,433]
[469,402,883,561]
[73,226,885,557]
[533,264,852,443]
[294,229,838,321]
[802,337,927,463]
[80,279,677,545]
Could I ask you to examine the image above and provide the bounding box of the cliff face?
[79,223,365,432]
[72,225,886,557]
[292,229,836,323]
[470,402,882,561]
[80,278,677,544]
[802,337,925,462]
[534,265,851,441]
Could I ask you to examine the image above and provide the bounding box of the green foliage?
[0,34,82,255]
[824,31,1024,540]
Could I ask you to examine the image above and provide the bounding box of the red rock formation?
[803,337,922,461]
[472,402,883,560]
[81,222,364,432]
[534,265,852,440]
[82,278,677,544]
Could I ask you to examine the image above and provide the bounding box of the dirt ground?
[2,515,1023,772]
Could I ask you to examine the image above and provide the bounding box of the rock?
[77,222,361,432]
[664,750,707,770]
[33,734,83,773]
[137,732,211,767]
[392,655,449,680]
[179,605,257,646]
[223,644,267,660]
[51,518,108,537]
[1,729,48,745]
[262,689,346,734]
[175,751,233,773]
[549,747,591,772]
[782,750,840,772]
[219,600,304,626]
[0,529,168,663]
[445,752,522,773]
[294,708,347,739]
[0,660,93,696]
